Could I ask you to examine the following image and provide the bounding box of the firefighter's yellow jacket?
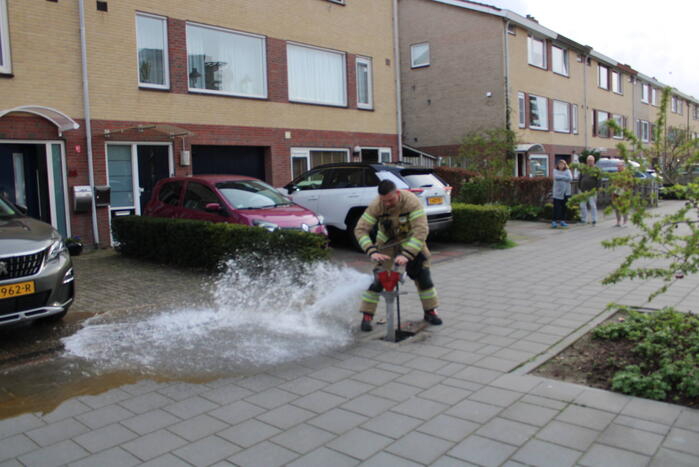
[354,190,430,260]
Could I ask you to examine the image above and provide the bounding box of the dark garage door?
[192,145,266,180]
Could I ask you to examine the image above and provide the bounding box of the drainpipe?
[503,20,511,131]
[392,0,403,162]
[78,0,99,246]
[583,54,589,150]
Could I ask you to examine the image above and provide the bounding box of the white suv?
[282,163,452,242]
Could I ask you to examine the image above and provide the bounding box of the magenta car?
[144,175,327,235]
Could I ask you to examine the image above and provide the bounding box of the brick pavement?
[1,200,698,466]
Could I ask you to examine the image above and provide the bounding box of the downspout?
[392,0,403,162]
[78,0,99,245]
[503,20,514,176]
[582,54,589,150]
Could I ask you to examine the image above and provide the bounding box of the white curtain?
[137,15,166,85]
[553,101,569,132]
[288,44,346,106]
[187,24,265,97]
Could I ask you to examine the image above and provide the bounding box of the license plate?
[427,196,444,205]
[0,281,36,300]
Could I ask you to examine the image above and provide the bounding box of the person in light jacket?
[578,155,600,225]
[552,159,572,228]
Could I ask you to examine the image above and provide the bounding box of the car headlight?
[47,235,67,262]
[316,215,324,225]
[253,219,278,232]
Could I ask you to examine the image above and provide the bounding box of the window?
[598,65,609,90]
[572,104,578,134]
[612,71,622,94]
[694,104,699,120]
[641,120,650,142]
[596,110,609,138]
[528,36,546,69]
[518,92,525,128]
[528,154,548,177]
[507,23,516,35]
[528,95,548,130]
[552,46,568,76]
[672,96,678,113]
[677,99,683,115]
[651,87,658,106]
[183,183,220,211]
[0,0,11,74]
[187,23,267,98]
[641,83,649,103]
[158,181,183,206]
[410,42,430,68]
[356,57,373,109]
[136,14,169,88]
[287,43,346,106]
[327,0,345,4]
[612,114,624,139]
[553,100,570,133]
[290,148,349,179]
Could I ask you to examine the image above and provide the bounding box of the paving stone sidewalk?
[2,200,698,466]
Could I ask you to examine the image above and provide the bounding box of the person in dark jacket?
[578,155,600,225]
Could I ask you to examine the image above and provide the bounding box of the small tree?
[456,128,516,178]
[572,87,699,301]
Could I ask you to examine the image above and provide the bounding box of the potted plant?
[65,236,83,256]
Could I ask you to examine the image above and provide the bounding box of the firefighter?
[355,179,442,332]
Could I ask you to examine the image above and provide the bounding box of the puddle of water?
[1,259,370,418]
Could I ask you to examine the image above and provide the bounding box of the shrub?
[111,216,329,270]
[508,204,543,220]
[442,203,508,244]
[593,308,699,401]
[456,176,552,207]
[541,202,580,222]
[433,166,478,200]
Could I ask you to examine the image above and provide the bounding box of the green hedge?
[458,176,552,207]
[442,203,508,243]
[111,216,329,270]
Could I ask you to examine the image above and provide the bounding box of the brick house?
[398,0,699,176]
[0,0,400,246]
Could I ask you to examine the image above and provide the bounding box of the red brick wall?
[1,115,397,247]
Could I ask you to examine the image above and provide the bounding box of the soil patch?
[533,311,698,409]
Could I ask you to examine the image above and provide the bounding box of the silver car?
[0,195,74,326]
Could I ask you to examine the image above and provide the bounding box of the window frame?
[528,154,549,177]
[355,56,373,110]
[135,12,170,90]
[611,70,622,94]
[289,147,350,180]
[527,36,546,69]
[410,42,430,69]
[551,45,568,76]
[672,96,678,113]
[0,0,11,74]
[641,120,650,143]
[552,100,570,133]
[641,83,649,103]
[572,104,578,134]
[528,94,548,131]
[651,87,658,106]
[596,110,610,138]
[598,64,609,90]
[287,42,347,107]
[186,21,268,99]
[612,114,624,139]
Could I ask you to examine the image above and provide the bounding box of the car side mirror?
[285,183,298,194]
[204,202,224,213]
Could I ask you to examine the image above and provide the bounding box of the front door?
[137,145,170,213]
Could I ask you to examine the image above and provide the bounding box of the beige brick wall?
[399,0,505,149]
[508,27,585,148]
[586,60,633,149]
[1,0,397,134]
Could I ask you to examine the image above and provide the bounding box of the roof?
[429,0,697,102]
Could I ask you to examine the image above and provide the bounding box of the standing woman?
[552,159,573,228]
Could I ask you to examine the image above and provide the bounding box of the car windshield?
[0,197,19,218]
[401,173,445,188]
[216,180,291,209]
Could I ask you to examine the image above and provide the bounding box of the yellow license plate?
[427,196,444,205]
[0,281,36,300]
